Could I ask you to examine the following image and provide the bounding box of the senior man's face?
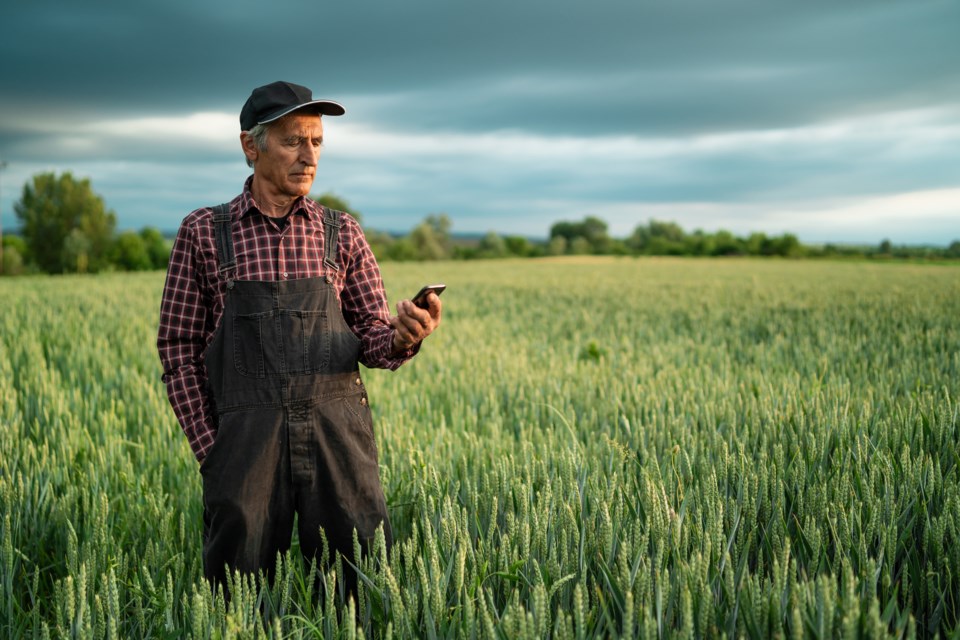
[250,112,324,199]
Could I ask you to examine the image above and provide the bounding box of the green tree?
[63,229,92,273]
[364,229,397,261]
[112,231,152,271]
[549,221,578,242]
[607,238,629,255]
[14,172,117,273]
[504,235,535,257]
[549,216,610,254]
[139,227,170,269]
[629,220,687,255]
[744,232,767,256]
[1,235,27,275]
[768,233,803,257]
[547,235,567,256]
[580,216,610,253]
[385,237,418,261]
[785,233,804,257]
[477,231,507,258]
[712,230,742,256]
[684,230,715,256]
[407,214,452,260]
[569,236,592,255]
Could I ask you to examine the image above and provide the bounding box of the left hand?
[390,292,442,353]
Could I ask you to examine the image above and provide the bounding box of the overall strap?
[212,203,237,277]
[322,207,343,272]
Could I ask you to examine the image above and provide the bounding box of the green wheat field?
[1,257,958,639]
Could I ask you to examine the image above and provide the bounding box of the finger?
[390,315,418,349]
[397,300,431,328]
[392,304,426,341]
[426,292,442,321]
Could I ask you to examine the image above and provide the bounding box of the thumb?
[427,292,442,319]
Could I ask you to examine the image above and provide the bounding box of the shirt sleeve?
[157,220,217,461]
[338,215,419,370]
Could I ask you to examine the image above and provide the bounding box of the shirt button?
[282,272,289,278]
[355,377,361,385]
[360,397,367,406]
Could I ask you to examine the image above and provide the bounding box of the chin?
[288,183,314,196]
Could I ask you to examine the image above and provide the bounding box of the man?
[157,80,441,594]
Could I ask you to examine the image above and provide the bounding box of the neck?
[250,175,298,218]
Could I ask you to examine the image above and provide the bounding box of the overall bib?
[200,205,393,590]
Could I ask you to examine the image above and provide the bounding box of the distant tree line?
[3,172,958,275]
[374,213,960,262]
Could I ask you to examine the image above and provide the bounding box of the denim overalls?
[199,204,392,592]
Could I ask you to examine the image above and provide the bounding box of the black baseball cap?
[240,81,345,131]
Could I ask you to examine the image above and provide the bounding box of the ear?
[240,132,259,165]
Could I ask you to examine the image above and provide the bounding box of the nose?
[300,141,319,166]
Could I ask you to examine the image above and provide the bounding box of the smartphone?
[412,284,446,309]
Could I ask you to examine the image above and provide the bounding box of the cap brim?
[259,99,346,124]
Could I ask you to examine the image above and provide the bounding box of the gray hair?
[243,123,272,168]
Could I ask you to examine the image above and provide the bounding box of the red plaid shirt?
[158,177,414,461]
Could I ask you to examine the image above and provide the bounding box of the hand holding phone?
[392,284,444,353]
[412,284,446,309]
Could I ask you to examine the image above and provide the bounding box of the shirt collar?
[238,175,323,222]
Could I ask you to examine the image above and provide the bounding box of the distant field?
[1,257,958,638]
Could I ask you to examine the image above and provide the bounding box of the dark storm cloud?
[4,0,958,136]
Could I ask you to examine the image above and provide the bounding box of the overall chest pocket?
[280,309,331,375]
[232,309,331,377]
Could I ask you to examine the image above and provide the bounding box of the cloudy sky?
[2,0,958,244]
